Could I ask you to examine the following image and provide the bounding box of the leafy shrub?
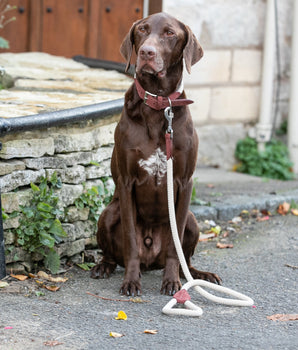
[74,178,114,224]
[13,173,67,273]
[234,137,294,181]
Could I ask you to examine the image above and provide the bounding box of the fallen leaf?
[0,281,9,288]
[211,225,221,235]
[44,340,64,346]
[277,202,290,215]
[231,216,242,224]
[115,310,127,320]
[199,232,216,242]
[216,242,234,249]
[260,209,271,216]
[10,274,28,281]
[206,184,215,188]
[28,273,37,278]
[267,314,298,321]
[291,208,298,216]
[257,215,270,222]
[44,285,60,292]
[37,271,68,283]
[144,329,158,334]
[109,331,125,338]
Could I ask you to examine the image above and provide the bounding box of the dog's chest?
[138,148,167,185]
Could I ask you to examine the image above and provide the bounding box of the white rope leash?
[162,157,254,317]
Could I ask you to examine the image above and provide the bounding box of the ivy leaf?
[44,250,60,274]
[40,232,55,248]
[37,202,53,213]
[30,183,40,192]
[49,219,67,237]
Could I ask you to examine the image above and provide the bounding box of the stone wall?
[164,0,293,128]
[0,118,117,273]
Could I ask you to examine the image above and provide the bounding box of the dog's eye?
[139,26,146,33]
[165,30,175,37]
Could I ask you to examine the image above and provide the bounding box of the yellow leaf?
[37,271,68,283]
[115,310,127,320]
[10,274,28,281]
[110,331,124,338]
[0,281,9,288]
[144,329,158,334]
[291,208,298,216]
[211,225,221,235]
[44,285,60,292]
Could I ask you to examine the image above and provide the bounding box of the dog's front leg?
[161,179,193,295]
[118,177,141,296]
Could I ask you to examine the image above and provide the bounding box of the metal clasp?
[164,99,174,138]
[144,90,158,106]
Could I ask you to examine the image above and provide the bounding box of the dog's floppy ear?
[120,20,140,72]
[183,26,203,74]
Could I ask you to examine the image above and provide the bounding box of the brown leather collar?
[134,78,193,111]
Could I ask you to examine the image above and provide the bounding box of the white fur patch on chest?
[138,148,167,185]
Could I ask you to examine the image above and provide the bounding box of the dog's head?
[120,12,203,77]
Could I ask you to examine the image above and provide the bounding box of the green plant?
[74,178,114,224]
[0,1,16,49]
[12,172,67,274]
[235,137,294,181]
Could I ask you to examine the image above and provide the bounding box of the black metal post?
[0,188,6,279]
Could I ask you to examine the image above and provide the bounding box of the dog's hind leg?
[91,199,123,279]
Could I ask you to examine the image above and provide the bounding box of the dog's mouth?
[136,59,166,78]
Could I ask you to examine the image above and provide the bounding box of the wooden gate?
[0,0,162,62]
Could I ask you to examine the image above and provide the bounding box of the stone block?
[184,50,231,85]
[65,206,90,223]
[1,190,32,213]
[46,165,86,185]
[85,160,111,179]
[197,123,246,170]
[185,87,211,125]
[0,169,45,193]
[0,160,25,176]
[3,216,19,230]
[4,231,15,245]
[0,138,54,159]
[57,151,93,166]
[56,238,85,257]
[210,86,260,122]
[5,246,31,264]
[24,156,67,170]
[53,123,116,153]
[55,184,84,208]
[232,50,262,83]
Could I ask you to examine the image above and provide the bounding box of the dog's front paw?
[90,260,117,279]
[120,279,142,297]
[160,279,182,296]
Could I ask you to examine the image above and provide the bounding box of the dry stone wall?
[0,119,117,273]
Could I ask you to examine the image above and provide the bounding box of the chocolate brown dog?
[91,12,221,296]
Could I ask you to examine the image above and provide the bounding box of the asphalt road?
[1,214,297,350]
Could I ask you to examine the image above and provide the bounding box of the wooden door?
[41,0,89,57]
[0,0,30,53]
[97,0,143,62]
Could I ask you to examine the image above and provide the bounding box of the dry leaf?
[199,232,216,242]
[10,274,28,281]
[37,271,68,283]
[44,340,64,346]
[267,314,298,321]
[216,242,234,249]
[144,329,158,334]
[110,331,124,338]
[44,285,60,292]
[115,310,127,320]
[211,225,221,235]
[277,202,290,215]
[0,281,9,288]
[291,208,298,216]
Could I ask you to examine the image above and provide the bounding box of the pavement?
[0,167,298,350]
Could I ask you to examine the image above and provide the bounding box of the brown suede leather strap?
[134,78,193,110]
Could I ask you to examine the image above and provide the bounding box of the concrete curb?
[191,189,298,221]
